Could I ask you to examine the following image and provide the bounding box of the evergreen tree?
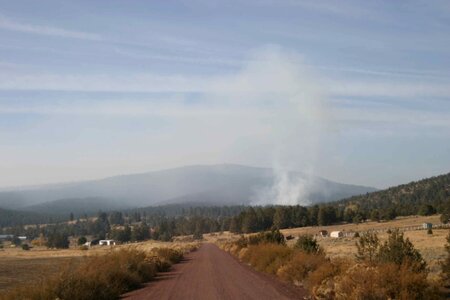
[318,206,336,226]
[109,211,124,225]
[47,231,69,249]
[356,231,379,263]
[273,207,289,229]
[242,208,258,233]
[377,229,426,271]
[295,234,323,254]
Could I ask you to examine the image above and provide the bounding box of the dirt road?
[122,243,307,300]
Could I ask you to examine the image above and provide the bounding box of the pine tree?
[242,208,258,233]
[295,234,323,254]
[356,231,379,263]
[377,229,426,271]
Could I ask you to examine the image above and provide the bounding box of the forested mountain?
[0,208,63,227]
[24,197,130,215]
[0,164,376,213]
[336,172,450,217]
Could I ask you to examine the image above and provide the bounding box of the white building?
[99,240,116,246]
[330,231,343,238]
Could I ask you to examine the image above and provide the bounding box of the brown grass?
[241,244,293,274]
[0,240,199,295]
[1,248,159,300]
[0,256,81,291]
[216,215,449,299]
[211,215,448,279]
[280,216,448,280]
[277,251,328,284]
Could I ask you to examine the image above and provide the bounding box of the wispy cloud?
[0,16,102,40]
[1,67,449,100]
[329,80,450,98]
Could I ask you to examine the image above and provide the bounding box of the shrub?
[152,248,183,264]
[294,234,323,254]
[78,236,87,245]
[442,231,450,287]
[307,258,350,298]
[334,262,439,300]
[241,243,293,274]
[248,230,286,246]
[11,236,21,246]
[193,231,203,240]
[427,228,433,235]
[21,244,30,251]
[441,212,450,224]
[277,251,327,284]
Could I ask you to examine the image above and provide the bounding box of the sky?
[0,0,449,189]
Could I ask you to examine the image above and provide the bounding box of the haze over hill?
[0,164,376,214]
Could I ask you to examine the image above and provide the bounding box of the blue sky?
[0,0,449,189]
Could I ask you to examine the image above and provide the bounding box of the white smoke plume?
[216,47,329,205]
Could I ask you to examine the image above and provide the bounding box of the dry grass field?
[280,215,448,278]
[206,215,449,280]
[0,240,198,292]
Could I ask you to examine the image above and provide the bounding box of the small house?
[18,236,27,241]
[330,231,343,238]
[318,230,328,237]
[422,223,432,230]
[99,240,116,246]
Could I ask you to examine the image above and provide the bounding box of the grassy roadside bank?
[219,230,446,299]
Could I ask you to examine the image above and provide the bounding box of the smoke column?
[214,47,329,205]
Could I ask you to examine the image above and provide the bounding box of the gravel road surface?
[122,243,307,300]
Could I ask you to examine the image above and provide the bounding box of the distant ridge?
[0,164,377,214]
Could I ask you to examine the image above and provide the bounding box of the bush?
[152,248,183,265]
[440,212,450,224]
[308,258,350,298]
[442,231,450,287]
[241,243,293,274]
[21,244,30,251]
[193,231,203,240]
[78,236,87,245]
[277,251,327,284]
[334,262,439,300]
[294,234,323,254]
[248,230,286,246]
[11,236,21,246]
